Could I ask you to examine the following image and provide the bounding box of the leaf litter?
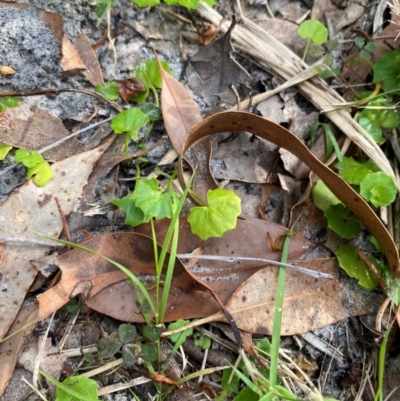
[0,1,398,398]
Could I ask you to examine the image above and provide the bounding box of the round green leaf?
[142,324,163,341]
[373,47,400,91]
[97,337,121,358]
[15,148,44,168]
[95,81,120,101]
[141,103,161,121]
[118,323,137,343]
[122,343,141,367]
[56,376,99,401]
[111,196,150,227]
[335,244,379,289]
[5,96,19,108]
[140,343,158,362]
[194,334,211,349]
[0,143,12,161]
[188,188,241,240]
[312,180,341,212]
[325,204,361,238]
[335,157,379,185]
[167,320,192,344]
[111,108,149,140]
[27,161,53,187]
[178,0,200,8]
[360,172,397,207]
[297,20,328,45]
[134,178,174,219]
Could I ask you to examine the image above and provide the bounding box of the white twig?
[0,237,64,247]
[177,254,333,279]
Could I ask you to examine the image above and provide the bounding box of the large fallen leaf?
[178,111,399,275]
[0,140,111,340]
[38,218,316,322]
[158,58,217,201]
[205,258,385,335]
[0,102,85,161]
[0,303,38,396]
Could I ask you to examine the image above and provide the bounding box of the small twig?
[177,254,333,279]
[0,87,122,112]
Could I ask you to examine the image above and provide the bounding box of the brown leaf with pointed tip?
[220,258,385,335]
[37,232,221,322]
[0,140,111,340]
[73,31,104,86]
[178,111,399,275]
[0,102,86,161]
[61,35,85,75]
[157,56,217,201]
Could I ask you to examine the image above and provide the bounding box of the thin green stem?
[375,320,394,401]
[302,38,311,61]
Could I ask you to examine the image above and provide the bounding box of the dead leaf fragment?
[0,66,16,76]
[0,102,85,161]
[116,76,146,102]
[73,31,104,86]
[158,57,217,201]
[0,140,111,341]
[60,35,85,75]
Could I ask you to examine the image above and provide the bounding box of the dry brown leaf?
[73,31,104,86]
[157,57,217,201]
[0,140,111,340]
[220,258,385,335]
[61,35,85,75]
[0,303,38,396]
[38,217,316,322]
[0,102,86,161]
[178,111,399,275]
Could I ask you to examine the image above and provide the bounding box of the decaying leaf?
[0,304,38,396]
[0,140,111,340]
[158,58,217,201]
[38,218,316,322]
[60,34,85,75]
[116,76,146,102]
[186,15,250,106]
[0,102,86,161]
[220,258,385,335]
[73,31,104,86]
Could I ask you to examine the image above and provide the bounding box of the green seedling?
[95,81,120,101]
[97,323,157,366]
[187,188,241,240]
[14,148,53,186]
[335,244,379,289]
[95,0,115,25]
[0,143,12,160]
[0,96,19,113]
[167,319,193,351]
[40,371,100,401]
[297,20,328,61]
[373,47,400,92]
[354,37,377,61]
[358,96,400,144]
